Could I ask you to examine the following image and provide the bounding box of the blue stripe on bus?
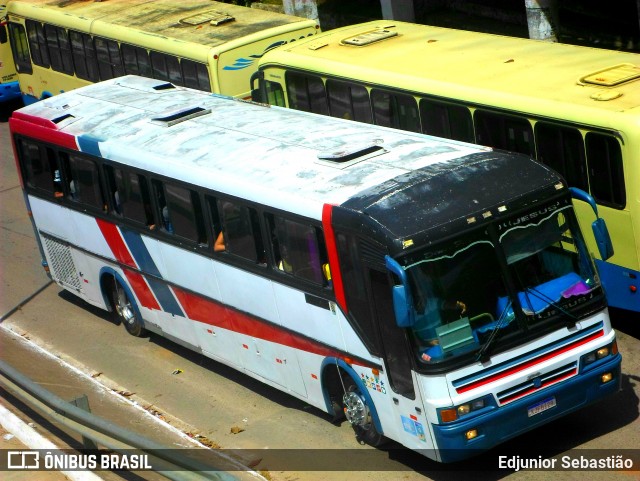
[77,135,103,157]
[119,228,185,317]
[145,277,184,317]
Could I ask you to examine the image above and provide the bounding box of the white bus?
[10,75,621,462]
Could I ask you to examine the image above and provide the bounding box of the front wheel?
[110,279,146,337]
[343,384,384,447]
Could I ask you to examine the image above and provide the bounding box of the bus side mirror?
[392,285,415,327]
[570,187,614,261]
[385,255,416,328]
[592,218,614,261]
[250,70,264,103]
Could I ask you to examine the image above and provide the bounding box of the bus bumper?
[0,81,21,103]
[432,353,622,463]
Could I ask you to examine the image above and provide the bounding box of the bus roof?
[7,0,312,51]
[11,76,564,250]
[261,20,640,116]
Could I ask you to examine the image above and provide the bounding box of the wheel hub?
[343,391,369,427]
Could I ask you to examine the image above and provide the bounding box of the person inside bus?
[214,231,226,252]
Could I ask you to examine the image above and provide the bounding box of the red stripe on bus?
[96,219,137,268]
[123,270,161,311]
[96,219,160,311]
[173,286,367,365]
[9,115,78,151]
[322,204,347,313]
[456,330,604,394]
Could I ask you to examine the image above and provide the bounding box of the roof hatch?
[580,63,640,87]
[180,10,235,26]
[150,106,211,127]
[316,144,386,169]
[341,28,398,46]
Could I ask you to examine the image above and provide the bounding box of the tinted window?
[122,44,152,78]
[586,133,625,208]
[150,51,182,85]
[420,98,474,143]
[164,183,206,243]
[285,72,328,114]
[70,31,99,81]
[535,123,589,192]
[219,200,265,263]
[263,80,285,106]
[267,214,327,285]
[474,110,535,156]
[64,154,104,209]
[182,59,210,91]
[371,89,420,133]
[25,20,49,68]
[94,37,123,80]
[327,80,372,123]
[44,24,73,75]
[19,140,59,195]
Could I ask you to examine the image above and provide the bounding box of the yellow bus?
[252,20,640,313]
[1,4,20,103]
[6,0,318,104]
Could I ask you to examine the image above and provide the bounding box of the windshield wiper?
[476,301,513,363]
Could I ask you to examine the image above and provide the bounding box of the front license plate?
[527,397,556,417]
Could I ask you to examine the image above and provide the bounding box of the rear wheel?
[110,279,146,337]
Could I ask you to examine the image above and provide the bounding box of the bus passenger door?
[368,268,436,451]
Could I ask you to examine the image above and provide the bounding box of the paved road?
[1,99,639,481]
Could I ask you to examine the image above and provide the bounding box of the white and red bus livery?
[9,76,621,462]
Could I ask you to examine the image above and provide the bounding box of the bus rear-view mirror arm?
[570,187,614,261]
[385,255,416,328]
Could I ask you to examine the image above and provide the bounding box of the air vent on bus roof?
[180,10,235,26]
[150,106,211,127]
[580,63,640,87]
[341,28,398,46]
[316,144,386,169]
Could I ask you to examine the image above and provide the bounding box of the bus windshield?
[402,204,600,366]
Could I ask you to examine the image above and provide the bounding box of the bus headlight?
[582,341,616,367]
[438,396,490,423]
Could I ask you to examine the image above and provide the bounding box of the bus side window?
[94,36,124,81]
[586,132,625,209]
[535,122,589,193]
[150,51,183,86]
[122,44,153,78]
[25,19,50,68]
[285,71,328,115]
[64,153,105,210]
[113,170,154,228]
[70,30,99,82]
[266,213,328,285]
[327,79,372,123]
[163,182,207,244]
[44,24,73,75]
[219,200,265,265]
[182,59,211,92]
[371,89,421,133]
[18,139,60,196]
[8,23,33,75]
[474,110,535,157]
[151,180,173,234]
[419,98,475,143]
[205,195,224,252]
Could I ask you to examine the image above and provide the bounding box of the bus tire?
[110,279,146,337]
[343,382,385,447]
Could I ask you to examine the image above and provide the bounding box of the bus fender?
[320,357,383,435]
[98,267,143,324]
